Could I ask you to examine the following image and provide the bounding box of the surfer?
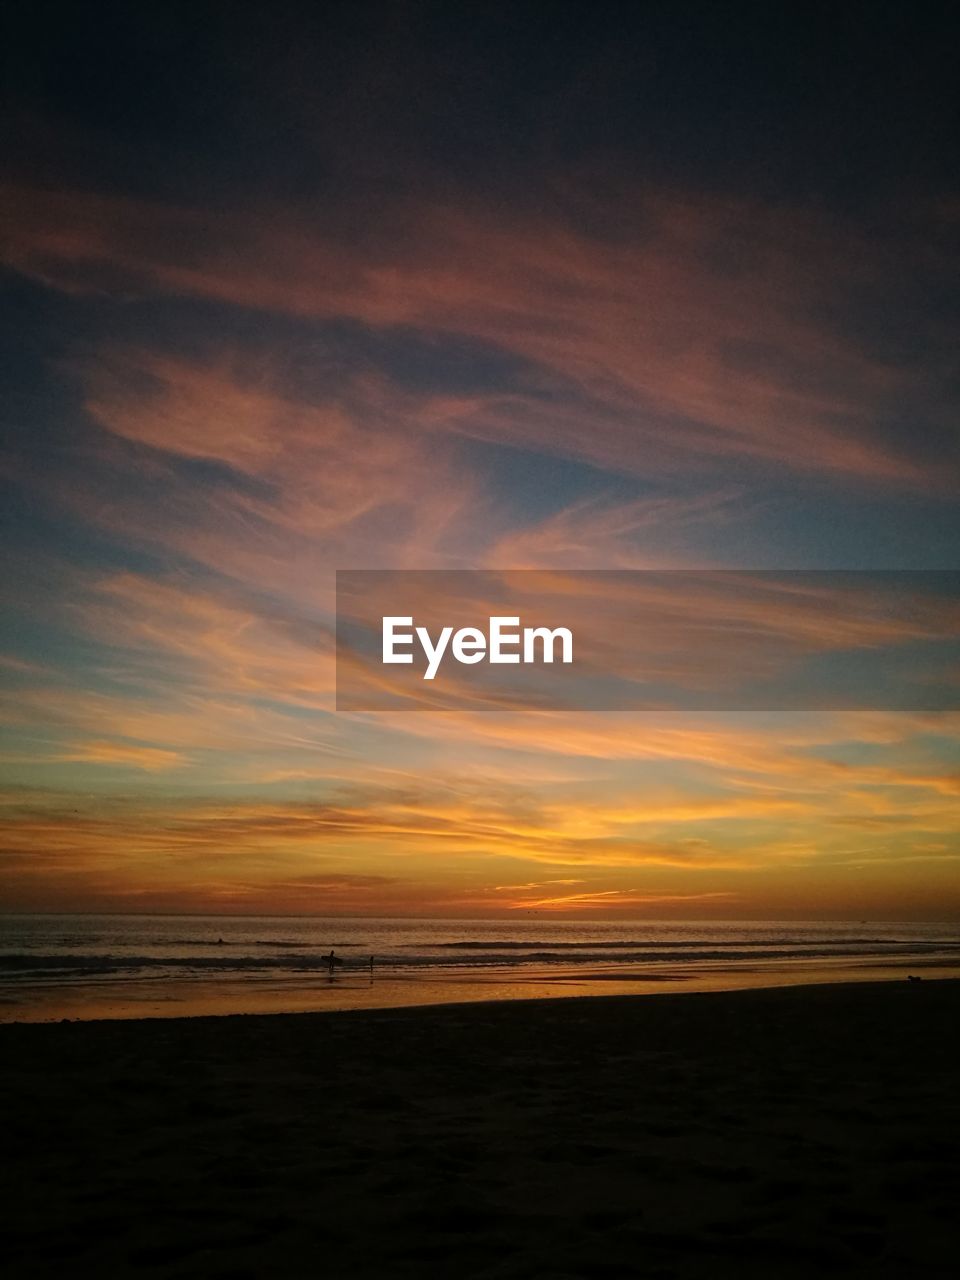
[327,949,338,976]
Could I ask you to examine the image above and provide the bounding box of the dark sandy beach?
[2,980,958,1279]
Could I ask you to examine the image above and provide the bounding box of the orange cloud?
[503,889,739,912]
[2,194,956,919]
[60,740,185,771]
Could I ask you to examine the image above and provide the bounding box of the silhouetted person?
[327,949,337,976]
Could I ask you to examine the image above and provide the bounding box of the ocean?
[2,914,959,1022]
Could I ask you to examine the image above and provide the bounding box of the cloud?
[60,740,185,771]
[503,888,738,912]
[4,180,955,490]
[482,493,747,568]
[2,174,958,919]
[72,349,492,581]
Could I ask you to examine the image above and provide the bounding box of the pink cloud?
[4,180,953,489]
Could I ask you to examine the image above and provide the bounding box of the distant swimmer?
[217,937,224,945]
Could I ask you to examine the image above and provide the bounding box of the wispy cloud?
[4,181,956,491]
[2,172,958,919]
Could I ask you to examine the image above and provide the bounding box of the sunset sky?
[2,2,958,918]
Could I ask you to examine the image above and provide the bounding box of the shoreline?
[3,954,959,1025]
[4,969,957,1028]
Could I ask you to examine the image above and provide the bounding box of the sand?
[2,979,957,1279]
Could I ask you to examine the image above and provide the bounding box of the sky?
[1,1,958,918]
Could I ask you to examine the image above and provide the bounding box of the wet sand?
[6,954,960,1023]
[2,979,957,1278]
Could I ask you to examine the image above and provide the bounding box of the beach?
[3,979,957,1278]
[4,913,959,1023]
